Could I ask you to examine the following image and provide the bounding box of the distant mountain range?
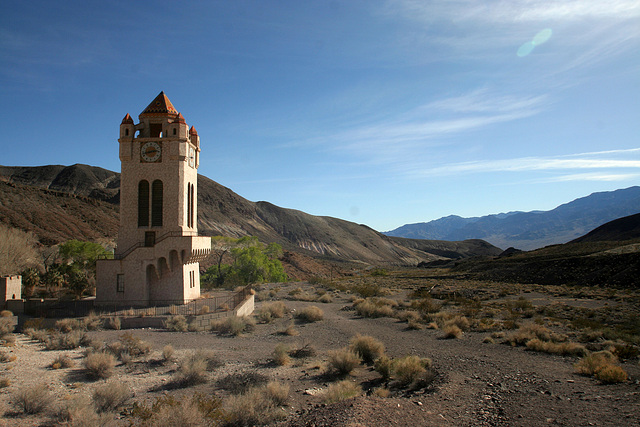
[0,164,501,271]
[385,186,640,250]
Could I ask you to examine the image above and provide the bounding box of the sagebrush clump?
[349,334,385,364]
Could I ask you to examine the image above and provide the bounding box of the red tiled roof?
[121,113,134,124]
[189,126,198,136]
[139,91,179,118]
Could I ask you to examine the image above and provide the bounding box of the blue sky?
[2,0,639,232]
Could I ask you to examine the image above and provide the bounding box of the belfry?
[96,92,211,306]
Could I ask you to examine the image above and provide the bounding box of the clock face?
[188,147,195,168]
[141,141,162,162]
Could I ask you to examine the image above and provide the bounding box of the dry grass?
[442,324,463,339]
[327,348,361,376]
[164,314,188,332]
[51,353,74,369]
[295,305,324,323]
[392,355,427,386]
[92,380,131,413]
[84,352,116,380]
[273,343,291,366]
[15,383,53,414]
[323,380,362,403]
[211,315,256,336]
[349,334,385,364]
[162,344,174,363]
[257,301,288,323]
[525,339,586,356]
[574,350,627,383]
[223,385,287,426]
[354,298,395,318]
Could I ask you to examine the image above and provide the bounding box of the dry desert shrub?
[525,339,586,356]
[117,332,151,358]
[0,377,10,388]
[0,317,15,336]
[414,297,441,314]
[92,380,132,413]
[374,355,393,381]
[354,299,395,318]
[392,355,427,386]
[211,315,256,336]
[164,314,189,332]
[217,371,270,394]
[327,348,361,376]
[130,394,222,427]
[15,383,54,414]
[594,364,628,384]
[323,380,362,403]
[172,350,221,388]
[395,309,421,323]
[56,318,83,333]
[51,353,74,369]
[574,350,628,383]
[349,334,385,364]
[289,343,317,359]
[198,305,210,315]
[256,301,288,323]
[445,315,470,331]
[83,312,102,331]
[505,324,566,347]
[162,344,175,363]
[85,352,116,380]
[45,330,86,350]
[223,385,287,426]
[106,316,121,330]
[318,293,333,303]
[279,322,299,336]
[58,395,115,427]
[272,343,291,366]
[442,324,463,339]
[0,310,13,317]
[295,305,324,323]
[0,350,16,363]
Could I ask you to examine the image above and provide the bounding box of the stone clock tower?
[96,92,211,306]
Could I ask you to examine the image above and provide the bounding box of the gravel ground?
[1,282,639,426]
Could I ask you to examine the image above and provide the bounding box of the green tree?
[57,240,110,298]
[20,267,40,298]
[203,237,287,288]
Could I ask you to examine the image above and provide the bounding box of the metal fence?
[24,286,252,319]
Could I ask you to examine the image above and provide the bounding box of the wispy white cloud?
[537,173,640,183]
[407,148,640,178]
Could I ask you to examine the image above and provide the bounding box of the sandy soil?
[1,281,639,426]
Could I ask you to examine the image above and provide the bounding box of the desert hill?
[0,164,501,266]
[448,213,640,288]
[385,186,640,250]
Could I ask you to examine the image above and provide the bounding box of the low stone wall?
[187,293,255,331]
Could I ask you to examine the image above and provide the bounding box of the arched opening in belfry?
[138,180,150,227]
[152,180,163,227]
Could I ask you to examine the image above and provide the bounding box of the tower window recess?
[116,274,125,293]
[187,183,195,228]
[152,180,163,227]
[125,128,129,136]
[173,128,177,135]
[150,123,162,137]
[138,180,150,227]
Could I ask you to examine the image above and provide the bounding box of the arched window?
[186,183,191,228]
[190,183,195,228]
[152,180,163,227]
[138,180,149,227]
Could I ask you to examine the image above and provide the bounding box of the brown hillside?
[0,164,501,265]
